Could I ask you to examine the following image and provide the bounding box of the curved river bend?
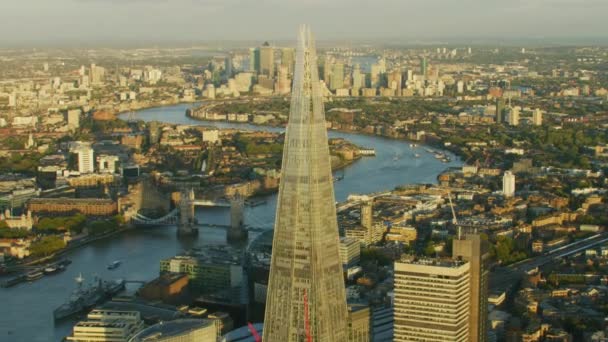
[0,103,460,341]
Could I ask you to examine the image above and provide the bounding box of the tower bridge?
[131,188,258,240]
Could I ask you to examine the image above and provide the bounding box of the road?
[490,233,608,294]
[509,232,608,273]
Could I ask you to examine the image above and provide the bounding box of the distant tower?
[420,57,428,77]
[533,108,543,126]
[249,47,260,73]
[259,42,274,77]
[457,80,465,94]
[263,26,349,342]
[507,106,520,126]
[361,200,373,229]
[224,55,233,78]
[25,133,35,149]
[495,98,506,124]
[74,144,94,174]
[453,234,491,342]
[178,189,198,236]
[503,171,516,198]
[227,193,248,243]
[281,47,296,75]
[330,62,345,91]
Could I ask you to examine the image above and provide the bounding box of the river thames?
[0,103,460,341]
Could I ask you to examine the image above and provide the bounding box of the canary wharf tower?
[263,26,348,342]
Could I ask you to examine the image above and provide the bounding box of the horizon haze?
[2,0,608,47]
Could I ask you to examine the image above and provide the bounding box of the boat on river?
[107,260,121,270]
[1,274,26,288]
[53,274,125,321]
[43,265,64,275]
[26,269,44,282]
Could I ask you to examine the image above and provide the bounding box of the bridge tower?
[227,192,248,243]
[177,188,198,236]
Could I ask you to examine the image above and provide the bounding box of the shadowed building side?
[262,26,348,342]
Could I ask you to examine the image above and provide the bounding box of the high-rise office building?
[361,200,373,229]
[90,63,105,85]
[533,108,543,126]
[352,64,366,90]
[453,234,490,342]
[507,106,520,126]
[503,171,515,198]
[73,144,94,174]
[387,69,403,93]
[420,57,428,77]
[348,304,371,342]
[406,69,414,82]
[323,55,333,84]
[330,62,345,90]
[394,257,471,341]
[339,237,361,269]
[259,42,274,77]
[263,26,348,342]
[281,47,296,75]
[275,65,291,95]
[249,48,260,73]
[224,55,233,78]
[495,98,506,123]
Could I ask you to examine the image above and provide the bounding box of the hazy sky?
[2,0,607,46]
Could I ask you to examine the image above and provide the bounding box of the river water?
[0,103,460,342]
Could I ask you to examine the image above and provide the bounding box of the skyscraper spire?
[263,25,348,342]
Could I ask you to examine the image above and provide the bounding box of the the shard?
[263,26,348,342]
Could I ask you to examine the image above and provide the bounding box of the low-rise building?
[67,309,144,342]
[27,198,117,216]
[130,319,216,342]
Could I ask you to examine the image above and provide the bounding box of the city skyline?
[1,7,608,340]
[2,0,608,46]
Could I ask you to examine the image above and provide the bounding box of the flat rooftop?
[131,319,214,341]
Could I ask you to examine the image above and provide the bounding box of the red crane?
[304,288,312,342]
[247,289,311,342]
[247,322,261,342]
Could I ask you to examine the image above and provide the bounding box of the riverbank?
[14,226,133,269]
[185,106,461,161]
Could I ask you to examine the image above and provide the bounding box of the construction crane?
[447,190,461,239]
[304,288,312,342]
[247,290,312,342]
[247,322,261,342]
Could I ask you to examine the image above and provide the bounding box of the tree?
[29,236,66,257]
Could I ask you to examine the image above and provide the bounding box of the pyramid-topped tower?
[262,26,348,342]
